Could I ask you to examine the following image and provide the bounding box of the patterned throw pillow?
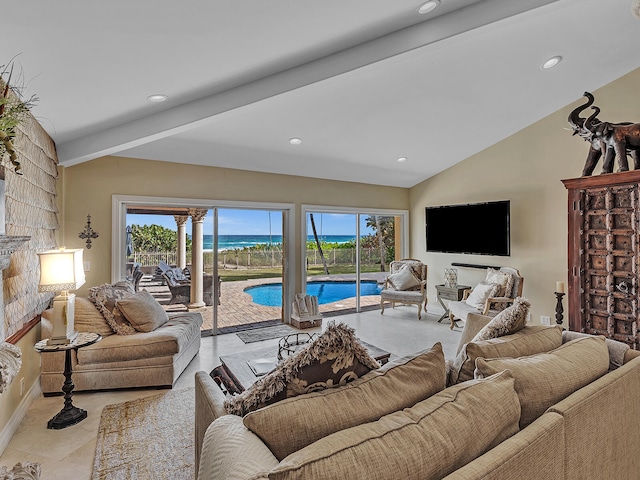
[88,281,137,335]
[388,264,420,291]
[485,268,513,297]
[472,297,531,343]
[224,322,381,416]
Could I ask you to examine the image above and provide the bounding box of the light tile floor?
[0,307,462,480]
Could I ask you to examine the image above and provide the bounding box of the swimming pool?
[245,280,383,307]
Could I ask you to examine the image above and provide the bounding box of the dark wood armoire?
[562,170,640,349]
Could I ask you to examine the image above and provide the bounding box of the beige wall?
[0,324,41,449]
[58,156,409,295]
[409,67,640,325]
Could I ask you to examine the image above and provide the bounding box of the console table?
[435,284,471,323]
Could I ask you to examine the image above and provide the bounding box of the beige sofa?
[194,314,640,479]
[40,297,202,394]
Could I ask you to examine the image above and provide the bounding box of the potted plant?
[0,60,38,175]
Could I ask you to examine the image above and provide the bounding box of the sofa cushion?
[475,335,609,428]
[244,343,446,461]
[472,297,530,342]
[269,370,521,480]
[562,330,630,370]
[116,290,169,333]
[449,325,562,385]
[75,312,203,364]
[89,281,137,335]
[71,297,114,337]
[224,322,380,417]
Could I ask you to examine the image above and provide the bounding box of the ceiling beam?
[57,0,558,166]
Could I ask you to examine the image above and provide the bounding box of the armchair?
[448,266,524,329]
[380,259,428,320]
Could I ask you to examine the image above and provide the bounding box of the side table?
[35,332,101,429]
[435,284,471,323]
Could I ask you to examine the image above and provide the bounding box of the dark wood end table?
[214,341,390,394]
[35,332,101,429]
[435,284,471,323]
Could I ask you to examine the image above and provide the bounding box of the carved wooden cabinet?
[563,171,640,349]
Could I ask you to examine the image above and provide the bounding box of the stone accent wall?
[2,110,58,337]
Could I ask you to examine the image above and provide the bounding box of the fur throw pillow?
[224,322,380,416]
[472,297,531,343]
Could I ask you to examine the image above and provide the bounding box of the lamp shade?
[37,248,86,292]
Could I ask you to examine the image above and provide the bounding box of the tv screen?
[425,201,510,256]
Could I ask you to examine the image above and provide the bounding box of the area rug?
[92,388,194,480]
[236,324,298,343]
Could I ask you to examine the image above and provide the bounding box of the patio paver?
[139,272,388,332]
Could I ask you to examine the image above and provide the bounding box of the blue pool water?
[245,281,383,307]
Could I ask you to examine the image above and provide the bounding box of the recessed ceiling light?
[289,137,302,145]
[541,56,562,70]
[417,0,440,14]
[397,157,407,163]
[147,94,168,103]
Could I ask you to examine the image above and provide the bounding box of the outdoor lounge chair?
[161,272,217,306]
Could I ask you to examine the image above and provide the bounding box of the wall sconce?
[37,247,85,345]
[79,214,99,249]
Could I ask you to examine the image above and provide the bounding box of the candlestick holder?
[554,292,565,328]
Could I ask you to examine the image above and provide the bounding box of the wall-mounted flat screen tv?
[425,200,510,256]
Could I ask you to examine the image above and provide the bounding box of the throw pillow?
[244,343,447,461]
[475,335,609,428]
[387,264,420,291]
[464,282,499,310]
[449,325,563,385]
[224,321,381,417]
[88,281,137,335]
[72,297,114,337]
[485,268,513,297]
[471,297,530,343]
[269,370,520,480]
[115,290,169,333]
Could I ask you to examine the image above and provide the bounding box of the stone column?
[174,215,189,270]
[188,209,207,310]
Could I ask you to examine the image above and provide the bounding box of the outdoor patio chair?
[380,259,428,320]
[162,272,217,306]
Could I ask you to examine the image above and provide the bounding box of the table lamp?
[37,247,85,345]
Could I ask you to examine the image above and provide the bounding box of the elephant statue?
[567,92,635,176]
[583,106,640,173]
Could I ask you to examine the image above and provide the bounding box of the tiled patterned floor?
[142,272,389,332]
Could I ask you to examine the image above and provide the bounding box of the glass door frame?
[300,205,409,313]
[112,194,295,335]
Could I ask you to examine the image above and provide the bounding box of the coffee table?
[214,341,390,394]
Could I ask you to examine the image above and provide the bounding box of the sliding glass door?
[303,207,407,316]
[114,196,294,337]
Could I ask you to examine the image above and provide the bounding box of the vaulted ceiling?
[3,0,640,187]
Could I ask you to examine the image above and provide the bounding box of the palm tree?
[309,213,329,274]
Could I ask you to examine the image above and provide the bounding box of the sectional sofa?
[194,313,640,479]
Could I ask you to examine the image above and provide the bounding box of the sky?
[126,209,378,236]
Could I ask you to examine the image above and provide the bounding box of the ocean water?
[201,235,356,251]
